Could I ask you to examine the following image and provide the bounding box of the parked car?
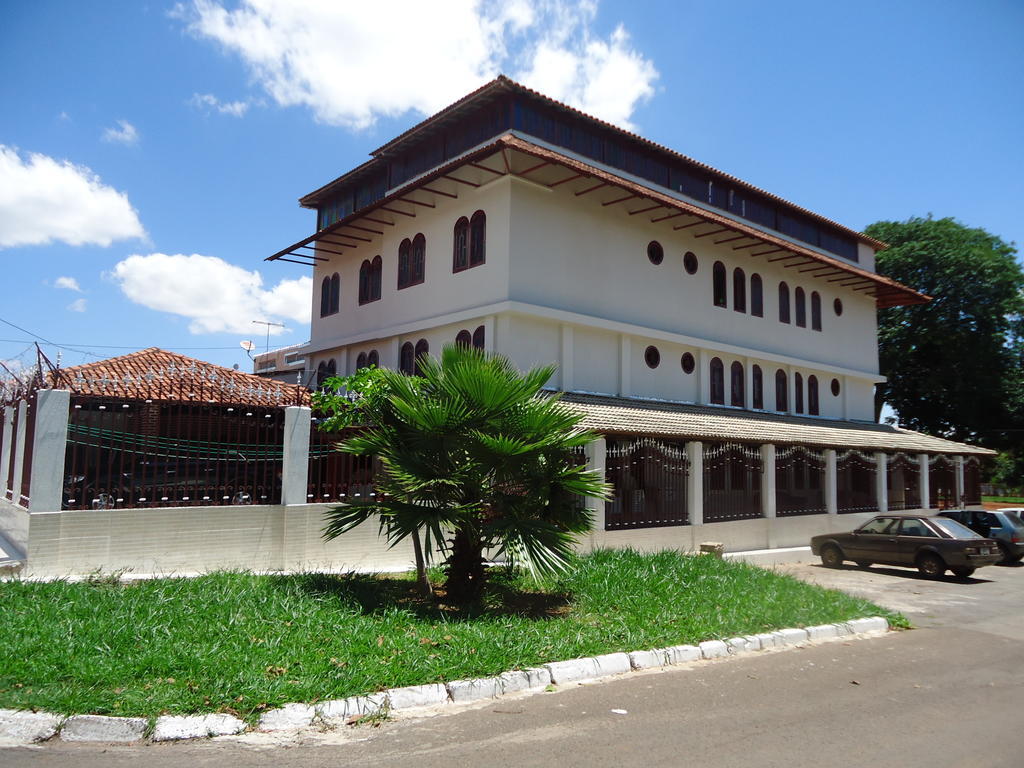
[811,514,1000,578]
[938,509,1024,564]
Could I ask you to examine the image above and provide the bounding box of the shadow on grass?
[274,569,572,621]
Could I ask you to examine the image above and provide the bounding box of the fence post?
[954,455,965,508]
[760,444,776,519]
[875,452,888,513]
[824,449,837,515]
[918,453,930,510]
[0,405,12,498]
[584,436,606,533]
[28,390,71,512]
[686,441,703,526]
[11,400,28,506]
[281,406,312,506]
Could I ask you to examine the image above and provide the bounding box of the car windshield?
[931,517,984,540]
[999,510,1024,528]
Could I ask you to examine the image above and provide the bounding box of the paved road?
[5,563,1023,768]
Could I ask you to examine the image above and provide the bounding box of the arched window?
[370,256,382,301]
[811,291,822,331]
[456,330,472,347]
[794,372,804,414]
[775,369,788,411]
[316,361,327,387]
[399,342,415,375]
[778,282,791,323]
[397,238,411,288]
[356,352,367,370]
[411,233,426,284]
[808,375,820,415]
[730,361,744,406]
[751,274,763,317]
[358,260,371,304]
[414,338,429,376]
[713,261,727,307]
[733,268,746,313]
[366,350,379,368]
[329,273,340,314]
[795,287,806,327]
[469,210,486,267]
[453,217,469,271]
[710,357,725,404]
[752,365,763,409]
[472,325,485,349]
[320,277,331,317]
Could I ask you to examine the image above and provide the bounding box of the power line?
[0,316,102,359]
[0,338,248,351]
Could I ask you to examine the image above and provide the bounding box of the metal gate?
[963,456,982,505]
[928,455,956,510]
[836,450,877,513]
[886,453,920,511]
[703,442,762,522]
[775,446,826,516]
[605,437,688,530]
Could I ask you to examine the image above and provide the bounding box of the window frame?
[710,357,725,404]
[399,341,415,374]
[414,338,429,376]
[794,372,804,414]
[733,268,746,313]
[468,210,486,268]
[713,261,727,308]
[811,291,822,331]
[452,216,469,272]
[472,325,485,350]
[775,369,788,411]
[752,364,763,409]
[750,273,763,317]
[778,282,791,323]
[730,361,744,407]
[808,375,820,415]
[795,287,807,328]
[456,329,472,347]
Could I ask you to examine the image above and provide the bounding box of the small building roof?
[557,392,995,456]
[51,348,310,407]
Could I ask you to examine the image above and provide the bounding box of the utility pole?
[252,320,286,355]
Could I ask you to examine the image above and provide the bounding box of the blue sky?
[1,0,1021,376]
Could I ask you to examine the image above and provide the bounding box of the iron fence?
[703,441,761,522]
[605,437,688,529]
[3,402,17,503]
[928,455,956,509]
[965,458,983,505]
[306,421,376,504]
[775,446,826,516]
[63,397,285,510]
[886,452,920,511]
[836,449,877,513]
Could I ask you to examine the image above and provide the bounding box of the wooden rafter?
[575,181,606,197]
[628,203,662,216]
[422,185,457,199]
[301,244,344,258]
[673,219,706,231]
[516,160,550,177]
[714,234,749,245]
[443,174,479,187]
[343,224,383,236]
[469,162,504,176]
[380,205,415,218]
[362,215,394,226]
[548,172,585,188]
[601,193,636,207]
[650,211,686,223]
[693,226,731,239]
[401,197,436,208]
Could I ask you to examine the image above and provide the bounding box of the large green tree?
[866,216,1024,453]
[312,345,610,605]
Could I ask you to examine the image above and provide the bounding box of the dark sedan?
[811,514,1000,578]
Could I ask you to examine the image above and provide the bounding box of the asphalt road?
[4,562,1023,768]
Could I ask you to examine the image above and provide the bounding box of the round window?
[683,251,698,275]
[680,352,695,374]
[645,345,661,369]
[831,378,841,397]
[647,240,664,265]
[834,298,843,316]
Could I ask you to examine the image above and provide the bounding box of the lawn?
[982,495,1024,504]
[0,549,905,721]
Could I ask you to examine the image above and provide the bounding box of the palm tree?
[316,344,610,605]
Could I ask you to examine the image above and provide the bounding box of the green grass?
[982,495,1024,504]
[0,549,905,720]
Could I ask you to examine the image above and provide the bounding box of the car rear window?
[931,518,984,540]
[858,518,899,535]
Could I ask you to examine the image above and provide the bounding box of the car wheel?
[855,561,872,569]
[820,545,843,568]
[996,543,1021,565]
[917,552,946,578]
[951,566,975,578]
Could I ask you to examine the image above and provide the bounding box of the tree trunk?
[411,529,433,597]
[445,526,485,605]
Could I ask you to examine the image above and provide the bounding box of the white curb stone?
[663,644,701,665]
[628,649,666,670]
[593,653,632,678]
[152,713,245,741]
[496,667,551,694]
[316,693,388,722]
[773,628,810,647]
[60,715,147,743]
[753,632,777,650]
[805,624,841,642]
[742,635,763,651]
[447,677,502,704]
[832,621,854,637]
[847,617,888,634]
[726,637,755,654]
[699,640,729,659]
[0,710,61,743]
[258,703,315,732]
[545,657,599,685]
[386,683,449,711]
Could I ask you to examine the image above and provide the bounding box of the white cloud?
[102,120,139,145]
[190,92,251,117]
[111,252,312,335]
[67,298,88,313]
[0,145,146,249]
[55,276,82,292]
[179,0,657,130]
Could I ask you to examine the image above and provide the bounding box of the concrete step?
[724,546,815,567]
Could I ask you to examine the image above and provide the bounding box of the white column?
[493,314,511,357]
[918,453,930,509]
[875,452,888,513]
[744,358,754,410]
[824,448,837,515]
[281,406,312,506]
[584,436,606,532]
[686,441,703,526]
[954,456,965,508]
[698,350,711,405]
[841,376,850,420]
[788,367,797,415]
[336,347,349,378]
[760,444,776,519]
[382,337,401,372]
[27,390,71,512]
[618,335,631,397]
[560,324,574,392]
[483,315,496,354]
[0,405,13,499]
[11,400,28,506]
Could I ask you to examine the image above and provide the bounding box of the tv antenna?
[251,320,285,354]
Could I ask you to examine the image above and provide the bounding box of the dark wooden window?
[795,287,806,327]
[831,378,841,397]
[358,260,370,304]
[397,238,411,288]
[366,349,379,368]
[472,325,485,349]
[779,282,790,323]
[330,273,339,314]
[775,369,788,411]
[370,256,382,301]
[469,210,486,267]
[414,338,429,376]
[647,240,664,265]
[752,365,763,409]
[316,361,327,387]
[320,277,330,317]
[794,372,804,414]
[356,352,367,370]
[400,342,415,374]
[834,298,843,316]
[808,375,820,415]
[710,357,724,404]
[733,268,746,313]
[730,361,744,407]
[811,291,822,331]
[750,273,763,317]
[644,345,660,368]
[683,251,698,275]
[456,329,472,347]
[713,261,727,307]
[453,217,469,271]
[681,352,695,374]
[411,233,426,285]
